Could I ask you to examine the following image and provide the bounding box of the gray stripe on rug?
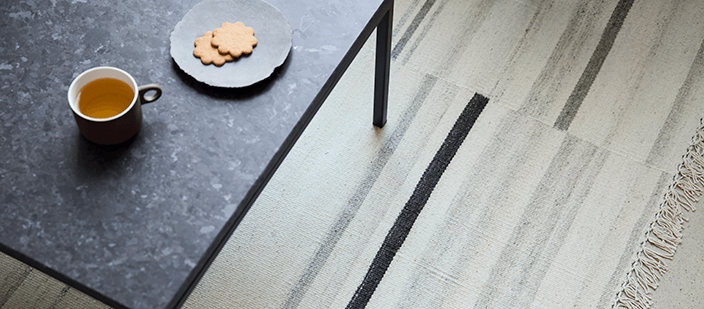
[0,260,33,307]
[394,110,556,308]
[436,0,496,75]
[392,0,424,39]
[391,0,437,60]
[553,0,635,131]
[281,74,439,309]
[599,0,682,149]
[48,286,71,309]
[346,93,489,309]
[473,134,609,309]
[518,0,614,120]
[403,0,498,70]
[646,35,704,167]
[490,0,555,99]
[397,0,449,65]
[595,171,671,308]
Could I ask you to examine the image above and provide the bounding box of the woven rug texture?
[2,0,704,308]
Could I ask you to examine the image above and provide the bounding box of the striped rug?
[3,0,704,308]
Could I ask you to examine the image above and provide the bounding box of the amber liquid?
[78,78,134,119]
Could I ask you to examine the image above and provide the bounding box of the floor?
[2,0,704,308]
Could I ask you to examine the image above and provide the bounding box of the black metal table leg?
[373,0,393,128]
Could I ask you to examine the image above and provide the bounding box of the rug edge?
[613,119,704,309]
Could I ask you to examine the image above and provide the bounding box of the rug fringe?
[614,119,704,309]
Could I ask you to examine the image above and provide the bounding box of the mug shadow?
[170,50,292,100]
[73,132,138,180]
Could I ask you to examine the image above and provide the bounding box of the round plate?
[170,0,292,88]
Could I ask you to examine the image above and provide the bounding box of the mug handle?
[138,84,162,105]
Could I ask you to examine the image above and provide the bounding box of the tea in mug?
[78,78,134,119]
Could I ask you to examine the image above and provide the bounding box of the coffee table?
[0,0,392,308]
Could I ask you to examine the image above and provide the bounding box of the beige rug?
[2,0,704,308]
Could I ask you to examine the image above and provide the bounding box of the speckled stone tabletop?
[0,0,383,308]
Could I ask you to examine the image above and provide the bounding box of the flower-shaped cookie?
[193,31,234,66]
[211,22,258,58]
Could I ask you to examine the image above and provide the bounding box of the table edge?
[167,0,393,308]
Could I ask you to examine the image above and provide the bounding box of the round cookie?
[193,31,234,66]
[211,22,258,58]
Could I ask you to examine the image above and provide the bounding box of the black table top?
[0,0,385,308]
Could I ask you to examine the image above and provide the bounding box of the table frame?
[0,1,393,308]
[169,0,393,308]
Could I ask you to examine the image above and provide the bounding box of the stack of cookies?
[193,22,258,66]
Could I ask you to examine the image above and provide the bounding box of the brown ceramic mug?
[68,66,161,145]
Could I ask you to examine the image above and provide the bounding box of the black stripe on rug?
[282,74,439,309]
[553,0,635,131]
[346,93,489,309]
